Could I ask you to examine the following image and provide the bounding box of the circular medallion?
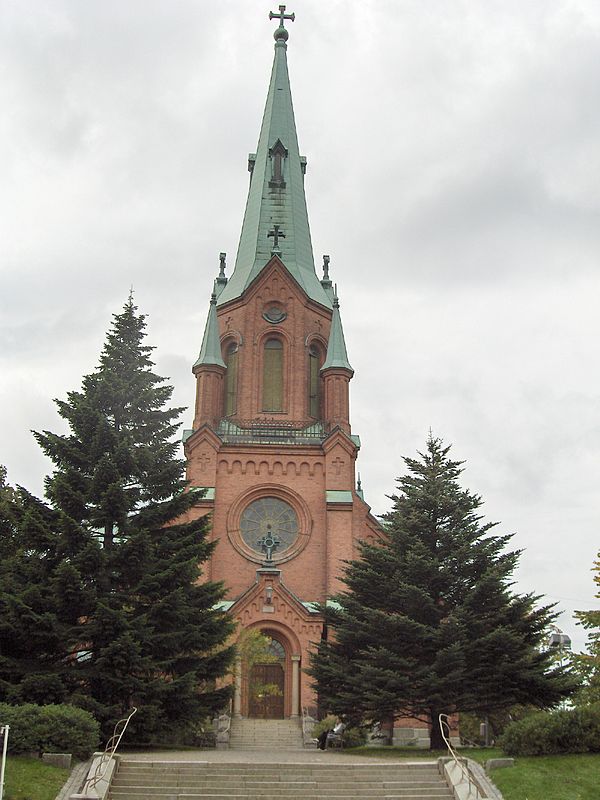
[240,497,299,559]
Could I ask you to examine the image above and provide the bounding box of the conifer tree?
[16,297,235,738]
[311,436,574,749]
[0,469,79,704]
[573,554,600,704]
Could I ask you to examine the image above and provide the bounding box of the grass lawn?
[3,756,70,800]
[342,746,600,800]
[489,753,600,800]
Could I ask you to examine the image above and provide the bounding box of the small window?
[308,344,322,418]
[263,338,283,411]
[224,342,238,416]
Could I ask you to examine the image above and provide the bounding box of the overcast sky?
[2,0,599,652]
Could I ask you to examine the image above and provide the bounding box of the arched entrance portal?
[248,637,285,719]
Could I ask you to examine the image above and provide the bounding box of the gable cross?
[269,5,295,28]
[268,224,286,254]
[332,456,345,475]
[198,452,210,472]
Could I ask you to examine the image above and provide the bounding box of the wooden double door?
[248,662,285,719]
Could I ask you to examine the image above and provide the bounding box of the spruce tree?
[23,297,235,738]
[573,554,600,704]
[0,470,85,704]
[311,436,574,749]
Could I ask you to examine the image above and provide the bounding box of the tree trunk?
[429,709,447,750]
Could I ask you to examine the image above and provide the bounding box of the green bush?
[312,715,338,739]
[0,703,100,759]
[500,703,600,756]
[342,726,367,747]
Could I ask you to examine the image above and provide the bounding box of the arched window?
[224,342,238,416]
[308,344,322,418]
[263,338,283,412]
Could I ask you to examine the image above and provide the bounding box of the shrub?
[342,726,367,747]
[312,715,338,739]
[500,703,600,756]
[0,703,100,759]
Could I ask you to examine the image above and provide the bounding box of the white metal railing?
[214,702,232,747]
[301,706,316,745]
[80,707,137,796]
[439,713,480,798]
[0,725,9,800]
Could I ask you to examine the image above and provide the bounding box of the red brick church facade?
[181,8,435,746]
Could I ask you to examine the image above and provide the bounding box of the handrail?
[214,704,232,747]
[439,713,480,798]
[81,707,137,796]
[301,706,315,744]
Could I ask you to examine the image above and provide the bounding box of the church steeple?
[217,6,331,309]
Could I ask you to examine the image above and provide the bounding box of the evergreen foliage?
[573,553,600,704]
[0,298,235,739]
[0,471,73,704]
[310,436,575,749]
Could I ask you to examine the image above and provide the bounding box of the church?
[181,7,429,745]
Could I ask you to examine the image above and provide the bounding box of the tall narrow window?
[308,344,321,418]
[224,342,238,416]
[263,338,283,411]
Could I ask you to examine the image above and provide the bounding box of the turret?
[192,284,225,429]
[321,287,353,433]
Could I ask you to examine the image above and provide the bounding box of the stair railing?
[80,707,137,796]
[301,706,316,745]
[439,713,479,798]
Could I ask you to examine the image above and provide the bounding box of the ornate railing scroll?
[439,713,479,798]
[81,707,137,796]
[301,706,317,745]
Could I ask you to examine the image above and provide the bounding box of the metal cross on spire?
[268,224,286,253]
[269,5,295,28]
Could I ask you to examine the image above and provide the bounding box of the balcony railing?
[217,418,328,445]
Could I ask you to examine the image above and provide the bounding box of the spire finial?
[333,283,339,308]
[216,252,228,293]
[211,280,218,303]
[357,472,362,491]
[269,5,295,42]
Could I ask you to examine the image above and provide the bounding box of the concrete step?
[108,760,453,800]
[228,717,304,750]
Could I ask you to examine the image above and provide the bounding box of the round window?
[240,497,299,560]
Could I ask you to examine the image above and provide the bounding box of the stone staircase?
[108,761,453,800]
[228,717,304,750]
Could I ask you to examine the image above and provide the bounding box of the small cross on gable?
[268,224,286,254]
[332,456,345,475]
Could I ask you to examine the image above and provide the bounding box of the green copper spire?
[322,286,353,373]
[217,7,332,309]
[194,284,225,369]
